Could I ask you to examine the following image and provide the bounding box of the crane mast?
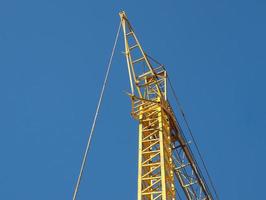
[119,11,214,200]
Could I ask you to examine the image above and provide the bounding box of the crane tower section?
[119,11,214,200]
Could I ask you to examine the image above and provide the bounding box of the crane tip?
[119,11,127,18]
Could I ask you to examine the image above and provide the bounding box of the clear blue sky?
[0,0,265,199]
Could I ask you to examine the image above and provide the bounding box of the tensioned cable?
[72,22,121,200]
[146,54,219,200]
[168,77,219,200]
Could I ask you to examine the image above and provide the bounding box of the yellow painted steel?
[119,11,213,200]
[136,100,175,200]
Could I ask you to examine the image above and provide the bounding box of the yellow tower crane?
[72,11,218,200]
[119,11,216,200]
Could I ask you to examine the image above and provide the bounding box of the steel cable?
[167,77,219,200]
[72,22,121,200]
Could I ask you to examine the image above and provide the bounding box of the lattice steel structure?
[119,11,215,200]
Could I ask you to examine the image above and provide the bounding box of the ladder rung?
[129,44,138,50]
[126,31,134,36]
[132,57,145,64]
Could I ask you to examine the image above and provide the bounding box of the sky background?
[0,0,265,199]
